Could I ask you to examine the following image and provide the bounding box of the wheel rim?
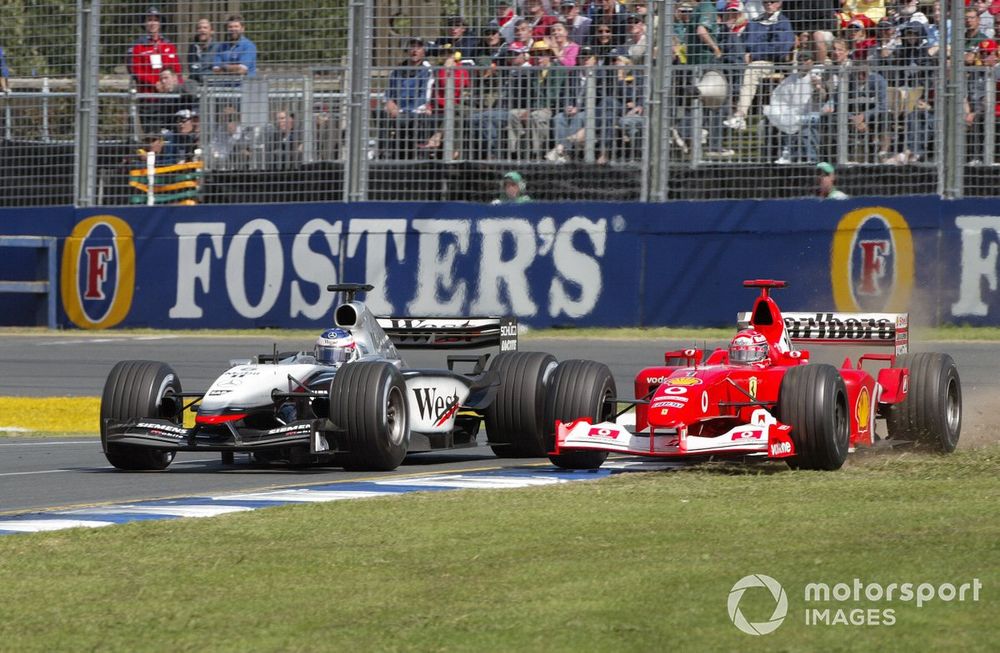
[385,384,407,447]
[834,393,849,453]
[945,376,961,439]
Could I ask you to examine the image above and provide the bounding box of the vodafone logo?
[587,426,620,439]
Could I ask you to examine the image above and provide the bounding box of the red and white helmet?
[729,329,769,365]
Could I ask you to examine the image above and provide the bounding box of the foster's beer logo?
[61,215,135,329]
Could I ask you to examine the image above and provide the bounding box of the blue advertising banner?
[1,198,999,329]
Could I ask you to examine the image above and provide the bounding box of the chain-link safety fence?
[0,0,994,205]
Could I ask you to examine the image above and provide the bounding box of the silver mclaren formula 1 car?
[100,283,614,471]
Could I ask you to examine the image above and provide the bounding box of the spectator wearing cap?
[129,7,182,95]
[624,12,649,65]
[173,109,201,162]
[723,0,794,131]
[559,1,593,45]
[491,170,532,204]
[187,17,217,84]
[816,161,848,198]
[964,38,1000,163]
[846,14,878,61]
[438,16,480,60]
[129,7,183,133]
[546,20,581,66]
[379,38,435,159]
[212,15,257,77]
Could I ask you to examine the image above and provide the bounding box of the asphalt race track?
[1,333,997,515]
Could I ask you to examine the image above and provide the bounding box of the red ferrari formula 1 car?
[551,279,962,471]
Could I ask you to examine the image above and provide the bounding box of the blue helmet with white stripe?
[315,327,356,365]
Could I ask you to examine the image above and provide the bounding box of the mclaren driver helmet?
[729,329,769,365]
[315,327,356,365]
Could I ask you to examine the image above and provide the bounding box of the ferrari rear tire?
[546,359,616,470]
[885,353,961,452]
[329,361,409,471]
[100,360,181,471]
[777,364,849,471]
[484,351,558,457]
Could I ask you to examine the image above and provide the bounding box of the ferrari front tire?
[886,353,961,452]
[100,360,181,471]
[546,359,616,470]
[777,364,850,471]
[329,361,409,471]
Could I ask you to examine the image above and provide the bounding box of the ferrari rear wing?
[770,311,909,355]
[376,317,518,351]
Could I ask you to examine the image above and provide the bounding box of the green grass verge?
[0,449,996,652]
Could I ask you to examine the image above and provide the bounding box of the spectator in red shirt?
[129,7,182,94]
[129,7,182,134]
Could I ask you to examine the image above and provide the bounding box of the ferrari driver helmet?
[729,329,769,365]
[315,327,356,365]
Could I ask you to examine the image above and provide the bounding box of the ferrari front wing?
[552,413,796,460]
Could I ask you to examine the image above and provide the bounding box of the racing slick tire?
[329,361,410,471]
[546,359,617,470]
[484,351,558,457]
[100,360,181,471]
[777,364,850,471]
[885,353,961,452]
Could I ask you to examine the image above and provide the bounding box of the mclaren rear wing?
[375,317,518,351]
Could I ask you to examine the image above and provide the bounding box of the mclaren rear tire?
[329,361,409,471]
[546,359,617,470]
[484,351,558,458]
[886,353,962,452]
[777,364,850,471]
[100,360,181,471]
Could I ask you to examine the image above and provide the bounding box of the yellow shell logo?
[666,377,702,386]
[856,386,871,431]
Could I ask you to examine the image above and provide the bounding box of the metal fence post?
[344,0,371,202]
[987,67,996,167]
[74,0,100,208]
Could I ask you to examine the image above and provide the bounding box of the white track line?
[0,469,74,478]
[0,441,95,446]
